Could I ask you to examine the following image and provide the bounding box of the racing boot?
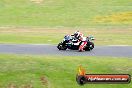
[79,41,87,52]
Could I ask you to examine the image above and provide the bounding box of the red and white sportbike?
[57,35,95,51]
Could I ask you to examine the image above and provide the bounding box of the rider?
[73,31,87,52]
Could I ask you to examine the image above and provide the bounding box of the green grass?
[0,28,132,45]
[0,1,131,88]
[0,0,131,45]
[0,54,131,88]
[0,0,131,27]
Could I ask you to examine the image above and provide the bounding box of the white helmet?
[74,31,80,38]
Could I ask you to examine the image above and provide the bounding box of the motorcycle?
[57,35,95,51]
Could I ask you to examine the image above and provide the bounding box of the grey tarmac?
[0,44,132,57]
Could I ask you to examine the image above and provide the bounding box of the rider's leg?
[79,41,87,51]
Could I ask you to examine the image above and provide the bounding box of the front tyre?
[85,42,94,51]
[57,43,67,50]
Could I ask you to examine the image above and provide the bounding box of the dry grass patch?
[0,27,131,35]
[30,0,43,4]
[93,11,132,24]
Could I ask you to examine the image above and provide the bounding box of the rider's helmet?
[74,31,80,39]
[74,31,84,41]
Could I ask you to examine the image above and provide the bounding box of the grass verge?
[0,54,131,88]
[0,0,131,27]
[0,28,132,45]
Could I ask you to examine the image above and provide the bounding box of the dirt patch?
[40,76,48,85]
[40,76,52,88]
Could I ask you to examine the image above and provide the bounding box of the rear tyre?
[57,43,67,50]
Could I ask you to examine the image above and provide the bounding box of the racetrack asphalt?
[0,44,132,57]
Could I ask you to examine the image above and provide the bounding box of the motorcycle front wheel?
[85,42,94,51]
[57,43,67,50]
